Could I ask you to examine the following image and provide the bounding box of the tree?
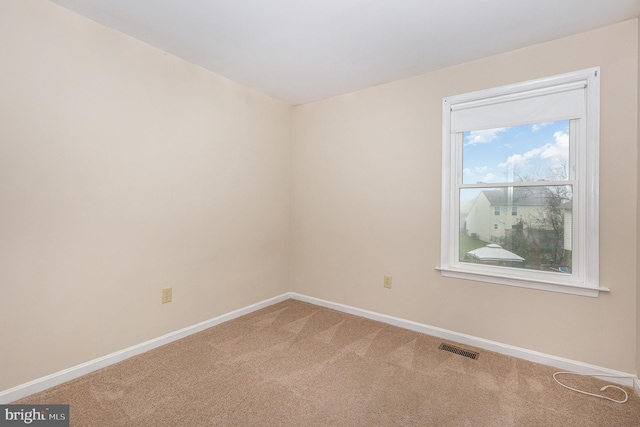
[512,165,571,270]
[507,218,531,266]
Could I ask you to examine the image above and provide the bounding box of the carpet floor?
[16,299,640,426]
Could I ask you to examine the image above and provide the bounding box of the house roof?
[481,187,554,207]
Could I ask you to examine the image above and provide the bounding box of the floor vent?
[438,343,479,360]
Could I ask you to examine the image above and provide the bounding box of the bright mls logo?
[0,405,68,426]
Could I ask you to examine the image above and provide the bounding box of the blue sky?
[462,120,570,186]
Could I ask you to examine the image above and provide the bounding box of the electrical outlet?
[161,287,172,304]
[384,275,392,289]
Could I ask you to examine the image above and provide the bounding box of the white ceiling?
[50,0,640,105]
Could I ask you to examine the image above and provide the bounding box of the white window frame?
[438,68,607,297]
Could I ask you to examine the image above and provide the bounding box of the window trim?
[438,68,607,297]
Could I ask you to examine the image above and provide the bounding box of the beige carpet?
[16,299,640,426]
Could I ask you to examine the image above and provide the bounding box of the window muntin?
[440,68,601,296]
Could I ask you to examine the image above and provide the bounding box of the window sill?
[436,266,609,297]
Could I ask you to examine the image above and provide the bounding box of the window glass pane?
[462,121,570,184]
[459,186,572,273]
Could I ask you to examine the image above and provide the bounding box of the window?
[439,68,605,296]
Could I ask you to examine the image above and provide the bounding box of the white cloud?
[531,122,552,132]
[539,131,569,159]
[539,145,559,159]
[464,166,494,182]
[482,172,498,182]
[498,130,569,172]
[464,128,506,146]
[499,153,526,168]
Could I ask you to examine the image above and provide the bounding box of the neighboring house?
[463,187,565,244]
[464,191,492,241]
[459,197,477,236]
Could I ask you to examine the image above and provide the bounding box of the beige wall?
[292,20,639,373]
[0,0,291,391]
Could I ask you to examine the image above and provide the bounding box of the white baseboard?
[0,293,290,404]
[2,291,637,403]
[289,292,638,389]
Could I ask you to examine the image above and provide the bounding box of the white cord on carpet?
[552,372,630,404]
